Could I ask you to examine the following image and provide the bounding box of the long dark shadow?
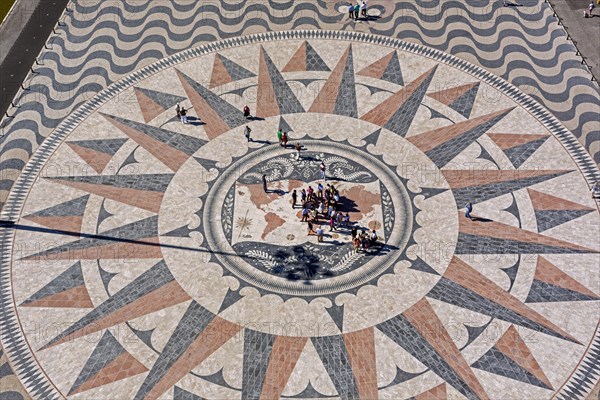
[1,223,256,260]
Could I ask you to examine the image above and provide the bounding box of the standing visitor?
[282,132,288,148]
[316,226,324,242]
[465,202,474,221]
[180,107,188,124]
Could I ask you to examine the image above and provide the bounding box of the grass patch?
[0,0,17,24]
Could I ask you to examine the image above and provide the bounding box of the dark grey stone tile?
[242,329,275,400]
[310,335,360,400]
[472,346,551,389]
[135,301,214,400]
[69,331,126,395]
[427,279,576,343]
[21,261,85,305]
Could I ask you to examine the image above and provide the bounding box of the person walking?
[316,226,324,242]
[277,129,283,146]
[354,2,360,19]
[307,186,314,201]
[301,188,307,204]
[262,174,268,193]
[180,107,188,124]
[244,125,252,142]
[301,206,310,222]
[370,229,378,245]
[295,142,302,160]
[318,201,325,215]
[320,162,326,181]
[307,220,314,235]
[291,189,298,208]
[592,181,600,198]
[317,183,324,199]
[329,216,336,231]
[465,202,474,221]
[243,105,251,119]
[282,132,288,148]
[175,102,181,117]
[361,1,367,17]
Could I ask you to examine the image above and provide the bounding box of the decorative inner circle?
[204,140,413,296]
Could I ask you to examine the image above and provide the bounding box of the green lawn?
[0,0,16,25]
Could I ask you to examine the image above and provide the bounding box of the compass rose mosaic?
[0,31,598,400]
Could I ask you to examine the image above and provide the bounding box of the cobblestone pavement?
[0,2,599,400]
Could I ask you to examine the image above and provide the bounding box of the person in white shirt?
[316,226,324,242]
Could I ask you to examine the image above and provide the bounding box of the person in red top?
[281,132,288,148]
[243,105,251,119]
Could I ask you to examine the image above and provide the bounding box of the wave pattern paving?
[0,0,598,209]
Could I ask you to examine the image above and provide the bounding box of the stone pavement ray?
[23,194,90,233]
[360,65,437,137]
[487,133,550,169]
[242,330,276,400]
[20,261,93,309]
[525,256,599,303]
[429,257,580,344]
[408,108,514,168]
[21,215,163,261]
[41,260,191,349]
[134,87,186,123]
[456,214,597,254]
[134,302,241,400]
[174,386,205,400]
[310,335,361,400]
[282,41,330,72]
[68,331,147,395]
[442,170,572,207]
[527,188,595,232]
[358,51,403,86]
[259,336,308,400]
[45,173,173,213]
[411,383,448,400]
[309,45,357,118]
[377,299,489,400]
[210,53,256,89]
[257,46,305,118]
[428,82,480,119]
[472,325,553,390]
[102,113,206,171]
[67,139,128,174]
[342,328,378,400]
[176,69,246,140]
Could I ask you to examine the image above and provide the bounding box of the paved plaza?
[0,1,599,400]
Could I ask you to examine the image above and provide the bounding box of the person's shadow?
[186,116,205,126]
[470,216,493,222]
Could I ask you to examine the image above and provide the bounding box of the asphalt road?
[0,0,69,119]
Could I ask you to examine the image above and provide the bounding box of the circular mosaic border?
[202,140,413,296]
[0,30,599,399]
